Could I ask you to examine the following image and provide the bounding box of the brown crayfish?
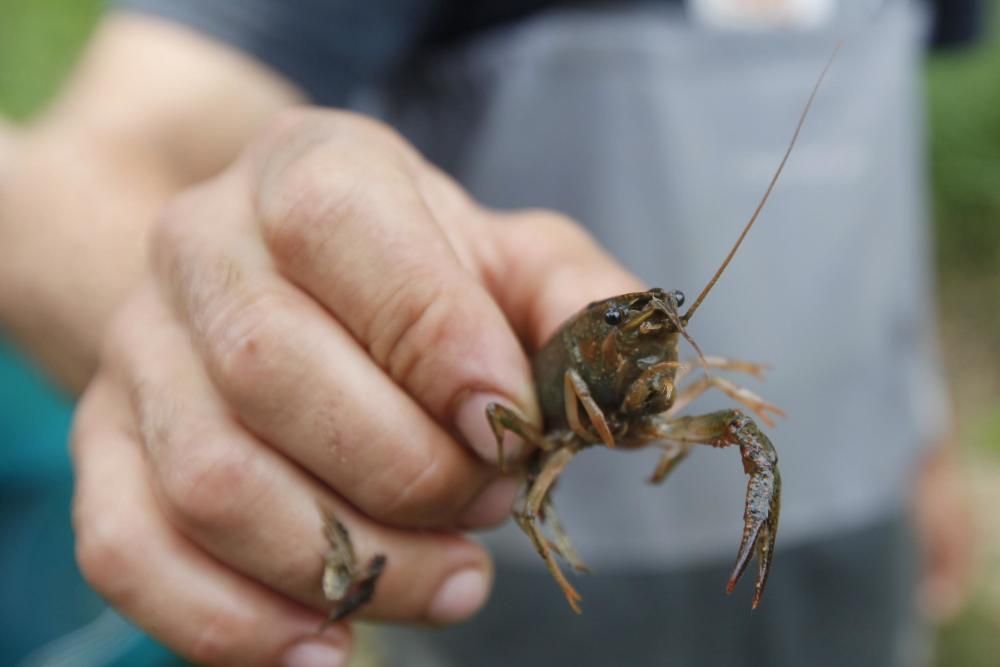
[315,46,840,623]
[484,46,840,613]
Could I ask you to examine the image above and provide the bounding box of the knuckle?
[157,435,261,534]
[69,391,104,459]
[526,208,576,229]
[205,288,293,401]
[258,155,361,265]
[100,307,132,361]
[262,105,318,141]
[98,299,145,373]
[379,456,467,524]
[73,504,136,605]
[260,105,409,153]
[259,150,412,268]
[256,115,419,268]
[150,190,206,279]
[368,282,469,385]
[520,209,594,249]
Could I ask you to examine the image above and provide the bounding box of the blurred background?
[0,1,998,665]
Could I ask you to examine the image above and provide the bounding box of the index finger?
[253,112,539,460]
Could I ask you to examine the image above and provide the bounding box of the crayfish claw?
[726,520,763,596]
[751,518,777,609]
[319,513,387,627]
[726,413,781,609]
[324,554,387,625]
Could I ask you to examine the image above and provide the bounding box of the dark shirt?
[115,0,983,105]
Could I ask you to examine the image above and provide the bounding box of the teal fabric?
[0,339,183,665]
[0,337,73,487]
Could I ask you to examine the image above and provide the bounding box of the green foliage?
[935,594,1000,667]
[0,0,102,119]
[927,2,1000,275]
[970,408,1000,454]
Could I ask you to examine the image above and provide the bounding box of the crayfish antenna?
[663,304,710,374]
[682,41,842,324]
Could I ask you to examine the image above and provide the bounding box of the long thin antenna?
[682,41,842,323]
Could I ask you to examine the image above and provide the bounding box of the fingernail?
[455,392,524,463]
[282,639,346,667]
[429,567,490,624]
[460,476,518,528]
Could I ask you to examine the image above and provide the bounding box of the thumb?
[477,210,646,351]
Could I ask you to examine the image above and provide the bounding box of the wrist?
[0,126,27,326]
[0,127,168,391]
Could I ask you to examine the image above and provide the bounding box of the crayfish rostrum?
[485,44,841,614]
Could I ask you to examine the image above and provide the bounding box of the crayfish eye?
[604,308,624,326]
[671,290,686,308]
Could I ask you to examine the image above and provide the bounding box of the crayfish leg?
[542,496,590,573]
[673,355,771,384]
[667,374,785,428]
[647,441,691,485]
[514,445,584,612]
[485,402,550,472]
[564,369,616,447]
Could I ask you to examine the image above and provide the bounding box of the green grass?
[935,596,1000,667]
[974,410,1000,455]
[927,2,1000,277]
[0,0,102,119]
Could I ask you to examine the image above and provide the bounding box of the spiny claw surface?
[724,413,781,609]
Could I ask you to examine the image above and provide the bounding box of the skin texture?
[0,11,975,667]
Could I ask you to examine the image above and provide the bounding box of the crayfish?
[485,46,840,613]
[315,46,841,623]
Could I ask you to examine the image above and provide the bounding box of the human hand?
[71,108,641,666]
[913,437,977,622]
